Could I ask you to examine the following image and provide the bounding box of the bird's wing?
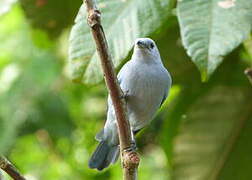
[103,60,131,126]
[160,91,168,107]
[160,70,172,107]
[117,61,130,85]
[117,60,132,89]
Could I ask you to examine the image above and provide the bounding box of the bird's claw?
[120,90,130,101]
[123,142,137,152]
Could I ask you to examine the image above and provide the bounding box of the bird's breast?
[121,64,167,130]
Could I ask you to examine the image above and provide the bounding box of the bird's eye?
[150,42,154,49]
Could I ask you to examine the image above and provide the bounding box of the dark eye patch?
[150,42,154,49]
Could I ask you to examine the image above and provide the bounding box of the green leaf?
[69,0,174,84]
[171,86,252,180]
[19,0,82,38]
[243,34,252,61]
[0,5,74,153]
[177,0,252,80]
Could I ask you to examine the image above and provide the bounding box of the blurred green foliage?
[0,0,252,180]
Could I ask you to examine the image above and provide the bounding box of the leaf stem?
[83,0,139,179]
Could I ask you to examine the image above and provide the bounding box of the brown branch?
[0,156,26,180]
[83,0,139,179]
[245,68,252,85]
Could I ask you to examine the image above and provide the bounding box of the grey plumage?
[89,38,172,171]
[88,141,119,170]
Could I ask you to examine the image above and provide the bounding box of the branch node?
[87,9,101,27]
[123,151,140,173]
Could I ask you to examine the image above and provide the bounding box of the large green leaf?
[177,0,252,80]
[69,0,174,84]
[171,86,252,180]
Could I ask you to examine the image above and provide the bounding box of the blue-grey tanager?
[88,38,172,170]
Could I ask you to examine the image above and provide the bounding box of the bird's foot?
[120,90,130,101]
[123,142,137,152]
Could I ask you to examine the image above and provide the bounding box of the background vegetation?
[0,0,252,179]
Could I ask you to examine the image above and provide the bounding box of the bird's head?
[133,38,161,63]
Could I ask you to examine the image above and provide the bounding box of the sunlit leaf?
[0,0,17,16]
[177,0,252,80]
[69,0,174,84]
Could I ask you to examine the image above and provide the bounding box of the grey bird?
[88,38,172,171]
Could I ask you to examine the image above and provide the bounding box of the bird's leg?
[130,129,137,150]
[123,142,137,152]
[120,90,130,101]
[123,129,137,152]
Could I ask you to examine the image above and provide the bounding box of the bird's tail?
[88,140,120,171]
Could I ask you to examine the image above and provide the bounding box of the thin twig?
[0,156,26,180]
[244,68,252,85]
[83,0,139,179]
